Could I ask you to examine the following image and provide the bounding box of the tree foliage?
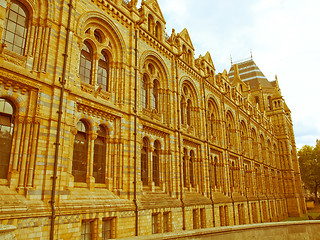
[298,140,320,203]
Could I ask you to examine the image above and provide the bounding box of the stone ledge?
[0,224,17,240]
[118,221,320,240]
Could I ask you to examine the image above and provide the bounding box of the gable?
[179,28,194,49]
[204,52,214,68]
[144,0,166,23]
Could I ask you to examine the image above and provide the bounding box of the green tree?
[298,140,320,204]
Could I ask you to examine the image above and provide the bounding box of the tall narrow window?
[155,22,161,39]
[219,206,225,226]
[153,141,160,186]
[230,162,235,188]
[151,80,159,111]
[182,45,187,62]
[73,121,88,183]
[180,97,185,124]
[190,150,195,187]
[152,213,160,234]
[93,125,107,184]
[102,218,116,239]
[141,138,148,186]
[97,53,109,91]
[183,148,187,187]
[79,42,93,85]
[210,113,214,136]
[141,75,148,108]
[0,99,14,179]
[163,212,171,232]
[200,208,206,228]
[2,1,28,55]
[186,99,192,126]
[148,15,154,33]
[193,209,198,229]
[214,157,218,188]
[81,220,94,240]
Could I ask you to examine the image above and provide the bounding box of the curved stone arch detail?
[225,109,236,127]
[139,50,170,88]
[152,138,164,149]
[206,95,220,119]
[239,119,248,133]
[0,90,28,115]
[74,113,95,132]
[96,119,114,135]
[76,11,127,64]
[250,126,258,139]
[17,0,53,21]
[179,76,201,107]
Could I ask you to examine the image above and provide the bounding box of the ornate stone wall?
[0,0,305,239]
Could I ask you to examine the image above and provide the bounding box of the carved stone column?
[87,132,98,190]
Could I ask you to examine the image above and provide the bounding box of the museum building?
[0,0,306,239]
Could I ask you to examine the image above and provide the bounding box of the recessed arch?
[77,12,127,64]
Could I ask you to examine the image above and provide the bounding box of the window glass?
[93,125,106,183]
[3,1,28,55]
[79,42,93,84]
[81,220,93,240]
[97,53,108,91]
[72,121,88,182]
[0,99,14,179]
[141,138,148,186]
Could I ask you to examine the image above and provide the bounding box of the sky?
[137,0,320,149]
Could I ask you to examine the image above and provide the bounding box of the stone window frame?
[2,0,29,56]
[0,98,15,180]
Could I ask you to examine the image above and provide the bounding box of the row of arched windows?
[2,0,110,92]
[141,137,161,186]
[148,14,162,40]
[182,45,193,65]
[72,120,109,183]
[79,38,109,91]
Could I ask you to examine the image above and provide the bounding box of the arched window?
[260,135,266,163]
[210,113,214,136]
[230,162,235,188]
[141,138,149,186]
[155,22,161,39]
[0,99,14,179]
[93,125,107,184]
[187,50,192,65]
[183,148,187,187]
[141,75,148,108]
[73,121,89,182]
[240,121,248,154]
[151,80,159,111]
[97,52,109,91]
[226,112,235,148]
[251,129,258,159]
[3,1,28,55]
[79,42,93,84]
[186,99,192,126]
[182,45,187,62]
[214,157,218,188]
[153,140,160,186]
[267,140,272,165]
[190,150,195,187]
[180,96,186,124]
[148,15,154,33]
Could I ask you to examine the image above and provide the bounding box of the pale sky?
[137,0,320,149]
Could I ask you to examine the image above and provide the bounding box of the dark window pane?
[3,2,28,55]
[0,99,14,179]
[72,124,88,183]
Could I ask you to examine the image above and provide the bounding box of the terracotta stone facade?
[0,0,306,239]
